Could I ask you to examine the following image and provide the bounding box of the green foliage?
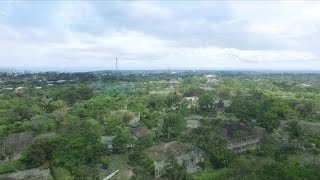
[162,111,184,140]
[190,118,236,169]
[112,130,129,153]
[165,159,190,180]
[286,121,303,142]
[73,165,99,180]
[1,72,320,180]
[53,84,94,104]
[0,160,22,174]
[20,138,58,169]
[51,167,73,180]
[129,151,155,178]
[229,92,280,132]
[47,100,68,112]
[193,168,232,180]
[257,160,318,180]
[52,128,103,172]
[100,156,109,169]
[198,93,215,112]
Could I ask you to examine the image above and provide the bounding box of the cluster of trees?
[0,72,320,179]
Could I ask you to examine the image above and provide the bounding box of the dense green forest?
[0,71,319,179]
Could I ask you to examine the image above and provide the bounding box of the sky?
[0,1,320,71]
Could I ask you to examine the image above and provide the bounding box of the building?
[1,131,36,161]
[223,122,261,153]
[101,136,116,150]
[185,115,202,129]
[129,126,151,140]
[128,126,152,148]
[222,100,231,107]
[129,113,140,128]
[183,97,199,109]
[207,79,219,84]
[169,78,180,84]
[275,138,304,148]
[144,141,204,178]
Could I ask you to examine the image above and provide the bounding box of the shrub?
[0,160,22,174]
[100,156,109,169]
[51,167,73,180]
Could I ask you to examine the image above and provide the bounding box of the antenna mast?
[115,57,118,71]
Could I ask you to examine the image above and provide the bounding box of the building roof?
[223,122,259,140]
[4,131,36,153]
[224,122,247,139]
[101,136,116,145]
[129,127,150,139]
[222,100,231,107]
[186,120,201,128]
[144,141,195,161]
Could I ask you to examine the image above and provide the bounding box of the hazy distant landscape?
[1,1,320,179]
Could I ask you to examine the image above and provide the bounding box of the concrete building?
[144,141,204,178]
[101,136,116,150]
[223,122,261,153]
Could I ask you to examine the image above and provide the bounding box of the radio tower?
[115,57,119,80]
[115,57,118,71]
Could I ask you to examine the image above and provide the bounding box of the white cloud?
[129,1,172,20]
[236,1,320,38]
[0,1,320,70]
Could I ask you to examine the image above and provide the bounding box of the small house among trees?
[101,136,116,150]
[1,131,36,161]
[144,141,204,178]
[223,122,261,153]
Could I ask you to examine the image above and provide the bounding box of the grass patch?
[0,160,23,174]
[99,154,133,180]
[193,168,232,180]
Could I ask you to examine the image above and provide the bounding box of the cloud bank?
[0,1,319,71]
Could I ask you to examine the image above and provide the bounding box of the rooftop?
[144,141,195,161]
[129,127,150,139]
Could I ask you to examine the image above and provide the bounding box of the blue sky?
[0,1,320,71]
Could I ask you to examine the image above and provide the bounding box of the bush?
[20,138,58,169]
[100,156,109,169]
[51,167,73,180]
[72,165,99,180]
[0,160,22,174]
[193,168,232,180]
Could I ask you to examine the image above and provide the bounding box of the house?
[1,131,36,161]
[275,138,304,148]
[223,122,260,153]
[222,100,231,107]
[169,78,180,84]
[144,141,204,178]
[101,136,116,150]
[129,113,140,128]
[15,87,24,91]
[128,127,152,148]
[3,87,13,90]
[183,97,199,109]
[205,74,216,78]
[186,120,201,129]
[56,80,66,83]
[185,115,202,129]
[129,127,151,140]
[206,78,219,85]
